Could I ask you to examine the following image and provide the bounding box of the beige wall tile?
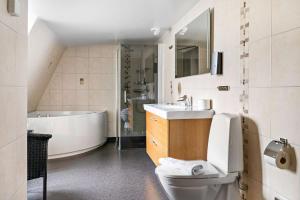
[271,87,300,146]
[89,74,114,90]
[15,136,26,190]
[15,87,27,137]
[89,58,114,74]
[272,0,300,34]
[0,87,26,149]
[10,183,27,200]
[212,88,241,114]
[76,57,89,73]
[63,105,88,111]
[89,45,115,58]
[62,74,76,89]
[249,38,271,87]
[76,46,89,58]
[0,142,17,200]
[248,88,271,137]
[15,35,28,87]
[248,0,271,41]
[62,57,76,74]
[49,73,62,90]
[272,28,300,87]
[89,45,103,58]
[39,89,50,106]
[0,87,17,148]
[50,90,62,105]
[0,22,16,86]
[38,105,63,111]
[88,91,102,106]
[62,90,76,106]
[76,90,89,106]
[63,47,76,57]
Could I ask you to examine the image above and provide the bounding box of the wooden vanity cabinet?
[146,112,212,166]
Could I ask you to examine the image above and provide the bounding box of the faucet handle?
[177,95,187,102]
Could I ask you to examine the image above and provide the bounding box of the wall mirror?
[175,9,211,78]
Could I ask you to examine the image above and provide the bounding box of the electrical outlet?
[217,86,230,91]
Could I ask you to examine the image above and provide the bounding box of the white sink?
[143,104,214,120]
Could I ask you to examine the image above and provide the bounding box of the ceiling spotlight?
[179,27,188,35]
[151,27,160,36]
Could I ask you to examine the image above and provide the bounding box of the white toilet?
[155,113,243,200]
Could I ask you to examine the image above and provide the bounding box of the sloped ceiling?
[29,0,200,45]
[28,19,65,112]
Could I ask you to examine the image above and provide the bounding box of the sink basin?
[143,104,214,119]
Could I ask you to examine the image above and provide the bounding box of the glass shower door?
[118,44,158,149]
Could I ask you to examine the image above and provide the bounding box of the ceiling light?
[150,27,160,36]
[179,27,188,35]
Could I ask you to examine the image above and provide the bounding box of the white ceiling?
[29,0,200,46]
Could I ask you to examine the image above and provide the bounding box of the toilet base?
[158,177,240,200]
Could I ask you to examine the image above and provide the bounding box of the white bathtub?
[27,111,108,159]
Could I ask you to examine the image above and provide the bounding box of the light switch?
[80,78,84,85]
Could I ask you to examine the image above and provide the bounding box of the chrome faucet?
[177,95,193,108]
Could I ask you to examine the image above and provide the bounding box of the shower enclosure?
[118,44,158,149]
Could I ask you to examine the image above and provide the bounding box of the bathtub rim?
[28,110,107,118]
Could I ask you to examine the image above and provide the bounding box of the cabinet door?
[146,133,158,165]
[146,133,168,166]
[169,119,212,160]
[146,112,169,165]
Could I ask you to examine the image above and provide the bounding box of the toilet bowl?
[155,113,243,200]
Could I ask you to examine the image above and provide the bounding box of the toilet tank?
[207,113,243,174]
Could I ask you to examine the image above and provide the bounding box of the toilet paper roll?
[197,99,211,110]
[276,149,290,169]
[264,149,290,169]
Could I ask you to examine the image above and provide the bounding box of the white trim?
[158,43,165,103]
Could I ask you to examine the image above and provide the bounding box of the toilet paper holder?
[264,138,290,169]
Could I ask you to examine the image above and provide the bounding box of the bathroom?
[0,0,299,200]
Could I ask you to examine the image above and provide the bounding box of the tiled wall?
[0,0,28,199]
[28,19,65,112]
[160,0,300,199]
[37,45,118,137]
[247,0,300,199]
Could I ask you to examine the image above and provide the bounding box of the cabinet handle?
[152,138,158,146]
[151,117,158,122]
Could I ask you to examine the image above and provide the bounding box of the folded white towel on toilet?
[158,157,206,176]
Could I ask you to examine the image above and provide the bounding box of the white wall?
[28,19,65,112]
[0,0,28,199]
[37,45,118,137]
[160,0,300,199]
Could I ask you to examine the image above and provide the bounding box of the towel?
[158,157,206,176]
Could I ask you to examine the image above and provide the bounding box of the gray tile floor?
[28,143,168,200]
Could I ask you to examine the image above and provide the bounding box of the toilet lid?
[155,161,220,179]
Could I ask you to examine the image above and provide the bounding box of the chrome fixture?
[177,95,193,108]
